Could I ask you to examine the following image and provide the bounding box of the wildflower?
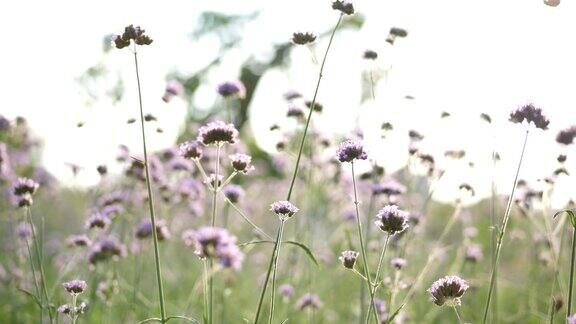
[217,81,246,99]
[270,200,299,219]
[16,222,32,240]
[332,0,354,15]
[135,218,171,241]
[568,314,576,324]
[58,304,72,315]
[558,154,567,163]
[284,90,302,101]
[13,178,39,196]
[374,205,409,235]
[287,105,305,119]
[178,140,203,160]
[197,121,239,146]
[296,293,323,310]
[465,244,483,263]
[305,100,323,112]
[409,130,424,141]
[386,27,408,45]
[556,125,576,145]
[292,32,317,45]
[509,103,550,130]
[66,234,91,247]
[113,25,153,49]
[363,50,378,60]
[339,250,359,269]
[85,212,110,230]
[229,153,254,174]
[182,227,244,270]
[427,275,469,306]
[336,139,367,163]
[279,284,295,298]
[371,179,406,197]
[15,193,33,208]
[222,185,244,203]
[391,257,407,270]
[205,173,223,188]
[162,80,184,103]
[87,236,126,264]
[63,279,87,295]
[96,165,107,176]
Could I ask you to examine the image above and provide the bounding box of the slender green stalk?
[208,145,221,324]
[453,306,463,324]
[568,228,576,316]
[490,146,498,324]
[253,13,343,324]
[268,220,286,324]
[26,208,53,323]
[24,235,42,319]
[203,261,209,324]
[133,47,167,323]
[482,129,529,324]
[365,235,390,324]
[351,162,379,324]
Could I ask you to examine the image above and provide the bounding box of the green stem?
[133,47,167,323]
[568,228,576,316]
[26,208,52,323]
[24,236,42,317]
[253,223,283,323]
[351,162,379,324]
[365,235,390,323]
[203,261,209,324]
[482,129,529,324]
[268,220,286,324]
[208,145,221,324]
[453,306,463,324]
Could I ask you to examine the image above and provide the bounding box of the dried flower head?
[556,125,576,145]
[339,250,359,269]
[182,227,244,270]
[386,27,408,44]
[509,103,550,130]
[270,200,299,219]
[113,25,153,49]
[63,279,87,294]
[292,32,317,45]
[197,121,239,146]
[179,140,203,160]
[13,178,39,196]
[305,100,323,112]
[374,205,409,235]
[336,139,368,163]
[332,0,354,15]
[222,184,244,203]
[217,81,246,99]
[427,275,469,306]
[230,153,254,174]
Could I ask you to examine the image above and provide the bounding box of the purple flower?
[339,250,359,269]
[135,218,171,241]
[292,32,317,45]
[66,234,92,247]
[217,81,246,99]
[88,236,126,264]
[270,200,299,218]
[162,80,184,103]
[279,284,295,298]
[509,103,550,130]
[390,257,407,270]
[13,177,39,196]
[296,293,323,310]
[63,279,87,294]
[427,275,469,306]
[336,139,367,163]
[58,304,72,315]
[556,125,576,145]
[371,179,406,196]
[179,140,203,160]
[374,205,409,235]
[16,222,33,240]
[230,153,254,174]
[569,314,576,324]
[113,25,152,49]
[182,227,244,270]
[85,212,111,230]
[222,185,244,203]
[287,105,305,118]
[197,121,239,146]
[465,244,483,263]
[332,0,354,15]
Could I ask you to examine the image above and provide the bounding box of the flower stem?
[365,235,390,323]
[208,145,221,324]
[568,228,576,316]
[482,129,529,324]
[351,162,379,324]
[268,219,286,324]
[133,47,167,323]
[453,306,463,324]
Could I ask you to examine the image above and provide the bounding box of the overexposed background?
[0,0,574,206]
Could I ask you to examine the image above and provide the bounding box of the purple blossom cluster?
[182,227,244,270]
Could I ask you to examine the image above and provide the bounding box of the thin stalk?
[24,236,42,319]
[365,235,390,324]
[133,47,167,323]
[490,146,498,324]
[26,208,52,323]
[351,162,379,324]
[208,145,221,324]
[482,129,529,324]
[203,261,209,324]
[253,223,283,323]
[253,13,344,324]
[453,306,463,324]
[568,228,576,316]
[268,220,286,324]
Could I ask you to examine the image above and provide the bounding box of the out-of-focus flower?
[222,185,244,203]
[13,178,39,196]
[162,80,184,103]
[85,212,110,230]
[556,125,576,145]
[336,139,367,163]
[391,257,407,270]
[465,244,483,263]
[135,218,171,241]
[332,0,354,15]
[182,227,244,270]
[179,140,204,160]
[386,27,408,45]
[67,234,92,248]
[296,293,323,310]
[63,279,87,294]
[88,236,127,264]
[363,50,378,60]
[292,32,317,45]
[279,284,295,298]
[339,250,359,269]
[217,81,246,99]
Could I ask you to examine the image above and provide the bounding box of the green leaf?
[17,288,42,308]
[138,318,162,324]
[554,209,576,228]
[240,240,319,266]
[386,303,405,323]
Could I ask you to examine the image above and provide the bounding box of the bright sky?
[0,0,574,207]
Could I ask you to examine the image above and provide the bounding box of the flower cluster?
[270,200,299,219]
[427,275,469,306]
[12,177,39,207]
[113,25,153,49]
[374,205,409,235]
[296,293,323,310]
[556,125,576,145]
[87,236,127,265]
[182,227,244,270]
[336,139,367,163]
[292,32,317,45]
[179,140,204,160]
[217,81,246,99]
[162,80,184,103]
[339,250,359,269]
[135,218,171,241]
[197,121,239,146]
[509,103,550,130]
[230,153,254,174]
[332,0,354,15]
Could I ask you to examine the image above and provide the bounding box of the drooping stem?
[26,207,53,323]
[253,13,344,324]
[365,235,390,323]
[133,47,167,323]
[568,228,576,316]
[351,162,379,324]
[253,222,284,323]
[268,219,286,324]
[482,129,529,324]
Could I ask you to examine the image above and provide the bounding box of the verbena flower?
[162,80,184,103]
[391,257,407,270]
[222,184,244,203]
[305,100,323,112]
[374,205,409,235]
[113,25,153,49]
[178,140,203,160]
[88,236,126,264]
[386,27,408,45]
[371,179,406,196]
[332,0,354,15]
[85,212,110,230]
[296,293,323,310]
[13,177,39,196]
[197,121,239,146]
[270,200,299,219]
[217,81,246,99]
[230,153,254,174]
[465,244,483,263]
[568,314,576,324]
[135,218,171,241]
[339,250,359,269]
[66,234,92,247]
[292,32,317,45]
[363,50,378,60]
[336,139,367,163]
[16,222,33,240]
[279,284,295,298]
[182,227,244,270]
[556,125,576,145]
[63,279,87,295]
[427,275,469,307]
[509,103,550,130]
[205,173,224,188]
[287,105,305,119]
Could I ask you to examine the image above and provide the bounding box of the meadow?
[1,1,576,323]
